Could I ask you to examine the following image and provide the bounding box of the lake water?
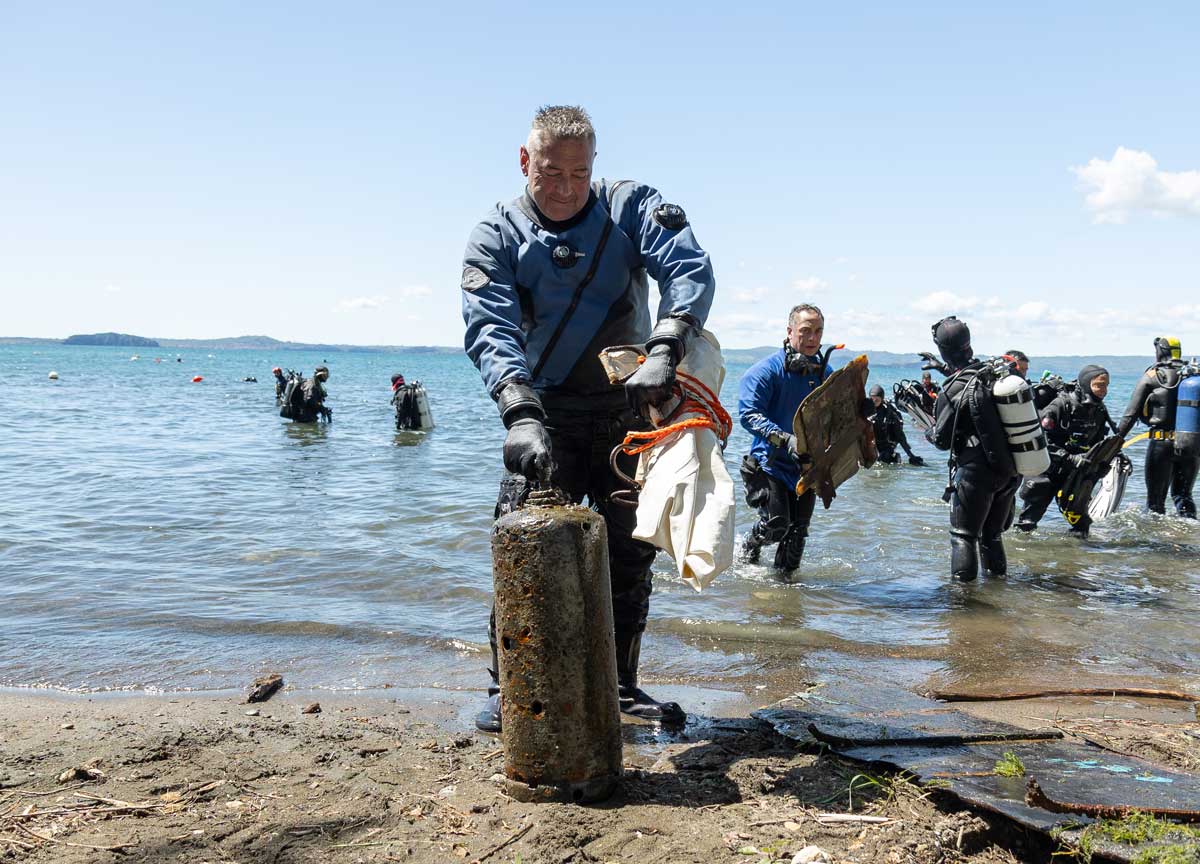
[3,344,1197,706]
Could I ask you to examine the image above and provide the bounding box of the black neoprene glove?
[503,418,553,485]
[909,454,925,466]
[919,352,949,375]
[625,344,677,413]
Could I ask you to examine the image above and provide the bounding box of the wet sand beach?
[3,684,1198,863]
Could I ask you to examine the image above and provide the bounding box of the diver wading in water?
[738,304,838,572]
[1114,337,1200,518]
[867,384,924,466]
[461,106,715,732]
[279,366,332,423]
[390,373,434,431]
[927,317,1048,581]
[1017,364,1113,537]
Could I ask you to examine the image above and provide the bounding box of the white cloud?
[1073,147,1200,224]
[337,295,390,311]
[399,285,432,298]
[732,285,772,303]
[911,291,981,315]
[104,284,121,293]
[792,276,828,295]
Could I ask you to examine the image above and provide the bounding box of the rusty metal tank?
[491,501,622,803]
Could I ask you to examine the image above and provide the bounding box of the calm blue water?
[2,344,1198,700]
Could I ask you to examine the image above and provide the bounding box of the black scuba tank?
[1144,363,1182,428]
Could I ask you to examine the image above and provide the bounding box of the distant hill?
[64,332,160,347]
[723,346,924,367]
[152,335,458,353]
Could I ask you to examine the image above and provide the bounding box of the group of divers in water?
[267,320,1200,588]
[269,364,434,431]
[736,312,1199,582]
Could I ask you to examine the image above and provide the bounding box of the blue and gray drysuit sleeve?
[618,184,715,329]
[460,215,528,398]
[739,362,785,444]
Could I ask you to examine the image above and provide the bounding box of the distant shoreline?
[0,335,1153,363]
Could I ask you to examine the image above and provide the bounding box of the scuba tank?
[991,370,1051,477]
[413,382,435,430]
[1032,372,1071,412]
[279,373,302,419]
[1177,372,1200,459]
[1143,361,1185,428]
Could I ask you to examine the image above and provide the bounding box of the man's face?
[1016,359,1029,378]
[520,134,594,223]
[1090,373,1109,400]
[787,311,824,357]
[921,373,932,386]
[871,394,883,408]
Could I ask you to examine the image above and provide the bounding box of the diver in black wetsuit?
[1016,364,1112,536]
[281,366,332,423]
[1114,337,1198,518]
[927,317,1021,581]
[919,371,939,415]
[867,384,924,465]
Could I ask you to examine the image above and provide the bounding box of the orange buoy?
[192,375,203,383]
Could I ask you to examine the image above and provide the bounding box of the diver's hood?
[1076,364,1108,401]
[932,316,973,367]
[869,384,885,399]
[1155,336,1182,364]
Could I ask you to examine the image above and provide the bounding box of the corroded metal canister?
[492,503,622,803]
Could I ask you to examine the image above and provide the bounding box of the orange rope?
[617,361,733,458]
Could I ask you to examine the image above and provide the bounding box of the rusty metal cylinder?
[491,503,622,803]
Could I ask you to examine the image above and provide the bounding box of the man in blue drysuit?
[461,105,716,732]
[737,304,831,572]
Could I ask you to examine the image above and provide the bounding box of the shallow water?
[2,345,1197,700]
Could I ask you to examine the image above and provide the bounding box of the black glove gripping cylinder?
[491,501,622,803]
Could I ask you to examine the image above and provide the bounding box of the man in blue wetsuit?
[461,105,715,732]
[737,304,830,572]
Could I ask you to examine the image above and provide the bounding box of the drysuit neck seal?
[783,341,823,376]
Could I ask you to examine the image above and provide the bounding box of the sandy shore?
[2,684,1196,863]
[0,684,1037,864]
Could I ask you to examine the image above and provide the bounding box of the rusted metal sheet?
[492,503,622,804]
[756,679,1200,862]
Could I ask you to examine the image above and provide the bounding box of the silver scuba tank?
[992,373,1051,477]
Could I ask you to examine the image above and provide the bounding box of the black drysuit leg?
[1017,464,1068,529]
[482,404,677,728]
[949,460,1019,581]
[744,471,815,571]
[1146,440,1199,517]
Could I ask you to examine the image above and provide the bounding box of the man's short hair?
[789,304,825,326]
[529,105,595,150]
[1006,349,1029,363]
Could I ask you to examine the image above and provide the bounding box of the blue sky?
[3,2,1198,354]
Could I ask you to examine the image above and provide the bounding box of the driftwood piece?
[1026,778,1200,822]
[246,674,284,703]
[926,687,1200,704]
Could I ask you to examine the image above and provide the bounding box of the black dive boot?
[615,631,685,726]
[950,530,979,582]
[474,636,502,733]
[773,525,807,572]
[978,534,1008,575]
